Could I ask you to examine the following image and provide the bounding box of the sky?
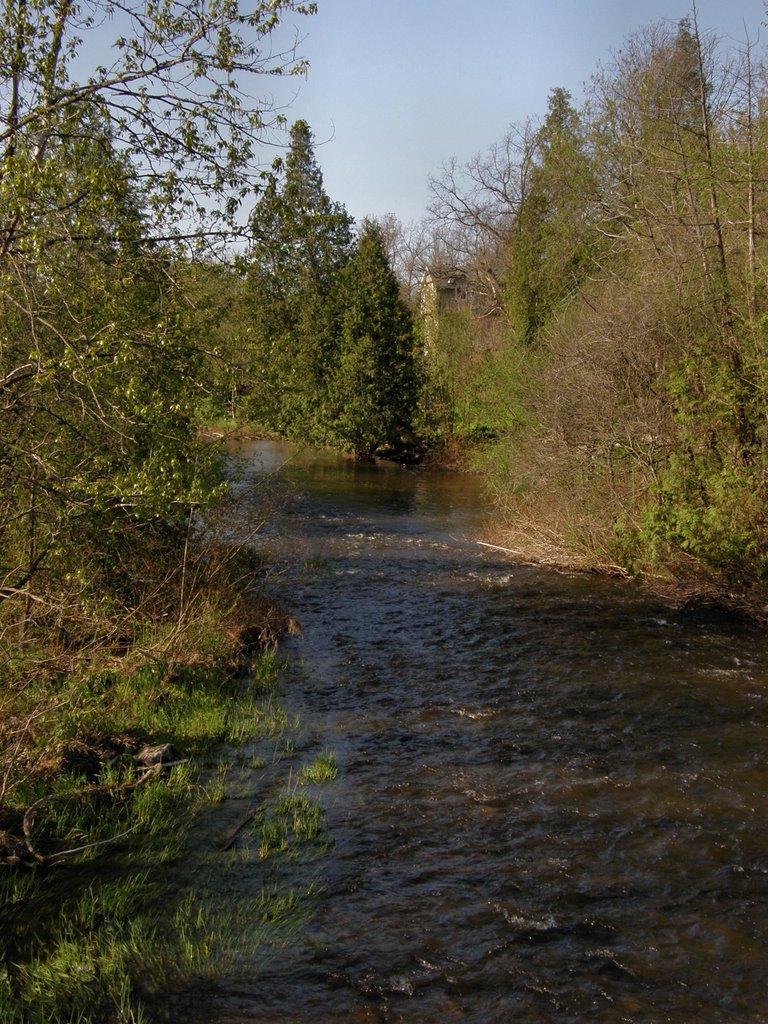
[266,0,766,225]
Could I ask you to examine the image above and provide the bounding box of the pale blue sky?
[269,0,766,224]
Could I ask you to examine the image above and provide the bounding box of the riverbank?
[212,425,768,624]
[221,425,768,628]
[0,592,318,1022]
[478,521,768,624]
[0,625,338,1022]
[0,453,335,1023]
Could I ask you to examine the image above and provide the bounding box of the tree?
[256,121,354,290]
[427,119,540,319]
[427,93,601,343]
[0,1,317,647]
[244,119,354,436]
[504,87,600,342]
[421,9,768,580]
[0,113,223,645]
[587,12,768,575]
[1,0,317,246]
[328,220,420,457]
[370,213,436,304]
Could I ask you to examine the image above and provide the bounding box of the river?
[189,439,768,1023]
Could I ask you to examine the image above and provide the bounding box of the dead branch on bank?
[6,757,186,867]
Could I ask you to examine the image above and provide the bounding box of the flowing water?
[191,440,768,1023]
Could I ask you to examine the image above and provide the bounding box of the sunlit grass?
[0,868,321,1024]
[298,750,338,784]
[0,635,336,1023]
[253,792,327,860]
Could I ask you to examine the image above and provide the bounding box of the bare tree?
[426,118,540,317]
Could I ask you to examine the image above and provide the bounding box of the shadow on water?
[183,440,768,1024]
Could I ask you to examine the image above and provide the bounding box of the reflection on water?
[193,440,768,1023]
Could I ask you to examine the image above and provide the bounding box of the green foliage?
[0,0,318,654]
[0,642,326,1022]
[0,875,160,1024]
[422,15,768,583]
[0,0,318,233]
[0,115,226,655]
[171,258,251,423]
[417,306,530,455]
[328,219,420,455]
[254,791,326,859]
[250,121,354,295]
[417,308,475,443]
[243,120,353,438]
[636,317,768,577]
[0,808,322,1021]
[503,88,602,343]
[241,136,424,457]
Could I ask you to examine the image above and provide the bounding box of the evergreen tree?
[504,88,599,342]
[329,220,420,457]
[245,120,353,436]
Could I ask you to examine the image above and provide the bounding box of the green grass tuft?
[298,750,338,784]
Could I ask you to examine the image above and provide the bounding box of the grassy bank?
[0,589,335,1023]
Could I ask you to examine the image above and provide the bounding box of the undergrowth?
[0,638,335,1023]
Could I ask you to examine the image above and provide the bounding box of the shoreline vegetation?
[208,416,768,626]
[205,423,768,623]
[1,572,336,1022]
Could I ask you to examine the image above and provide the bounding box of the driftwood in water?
[476,541,518,555]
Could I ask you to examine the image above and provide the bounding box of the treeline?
[407,11,768,586]
[0,2,427,886]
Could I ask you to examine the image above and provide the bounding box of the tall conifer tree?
[504,88,598,342]
[245,120,353,436]
[329,220,419,457]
